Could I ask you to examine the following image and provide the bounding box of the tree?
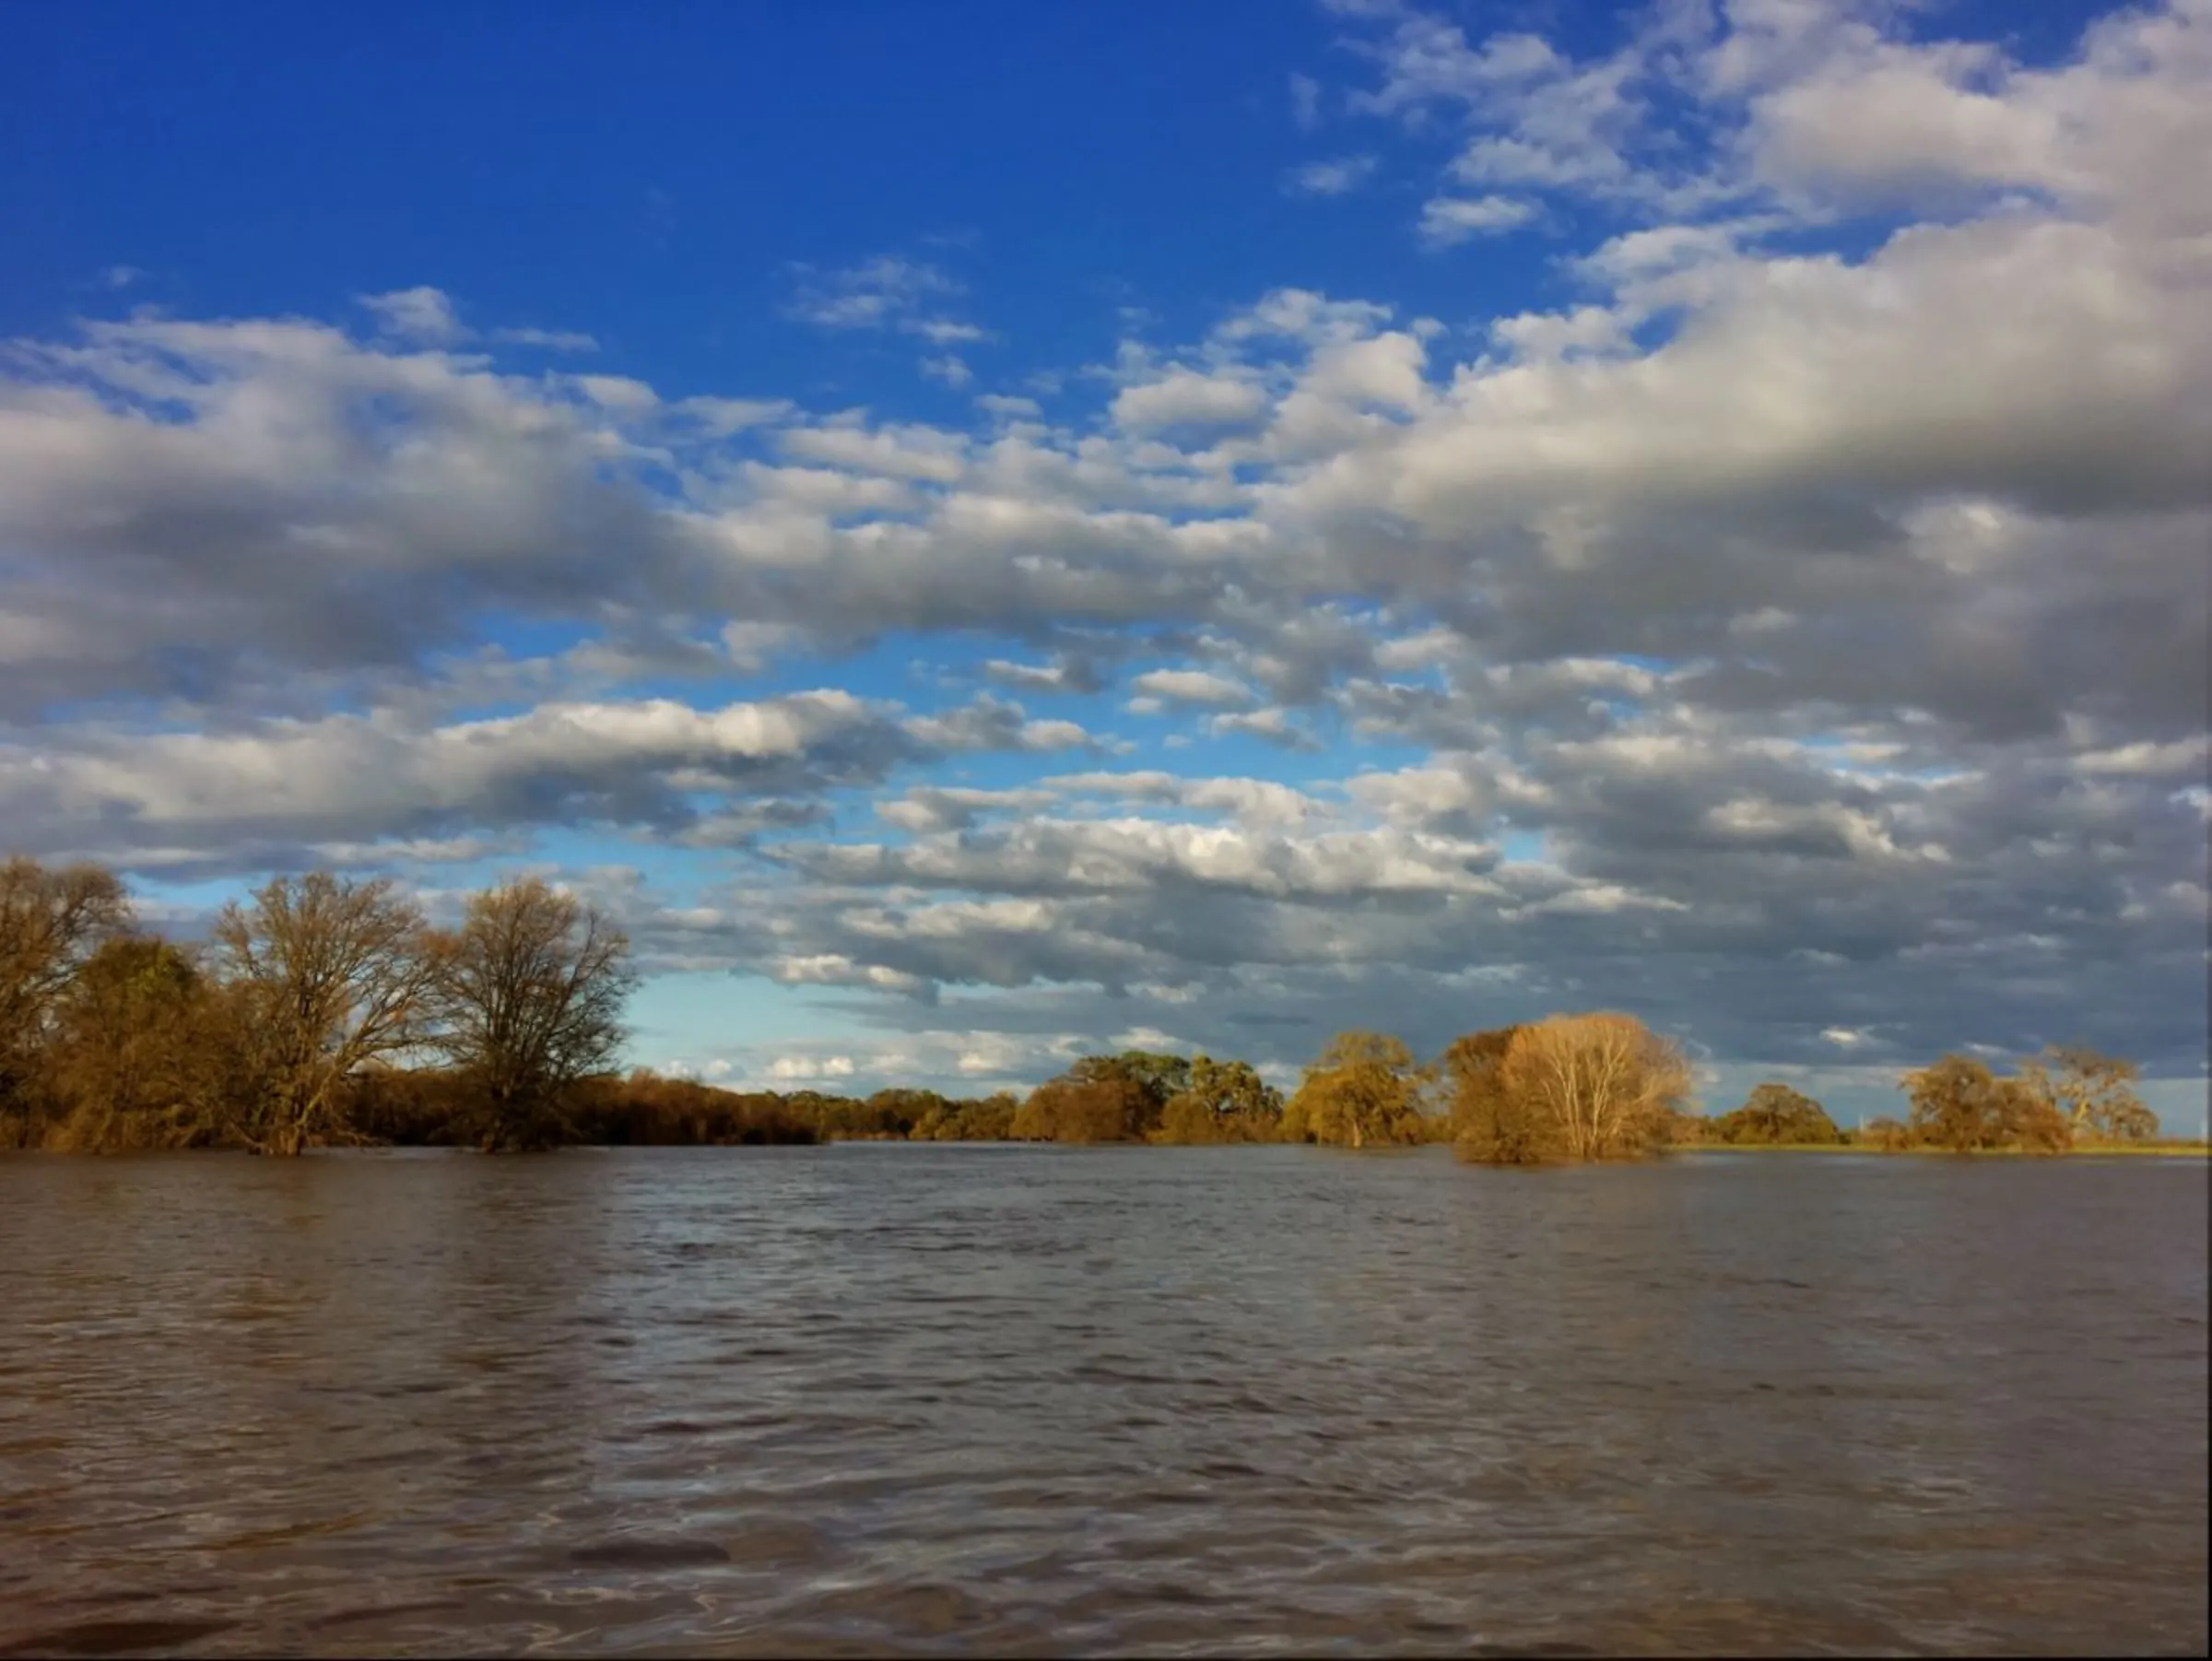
[1156,1054,1283,1144]
[214,872,441,1156]
[1713,1081,1842,1146]
[40,937,243,1150]
[1863,1114,1913,1152]
[1901,1054,2072,1154]
[1012,1073,1152,1143]
[0,856,132,1108]
[436,877,637,1152]
[953,1092,1018,1140]
[1488,1012,1690,1162]
[2019,1044,2158,1143]
[1285,1031,1430,1149]
[1011,1051,1195,1144]
[1441,1025,1551,1162]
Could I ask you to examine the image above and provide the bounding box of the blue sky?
[2,0,2206,1133]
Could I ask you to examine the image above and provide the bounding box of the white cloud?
[1288,155,1380,195]
[358,285,466,345]
[920,354,973,388]
[2,0,2206,1090]
[1111,369,1269,430]
[1418,194,1536,245]
[1129,668,1255,707]
[785,255,987,346]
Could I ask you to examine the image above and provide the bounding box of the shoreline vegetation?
[3,854,2193,1163]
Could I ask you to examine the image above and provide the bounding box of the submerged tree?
[40,937,244,1151]
[1482,1012,1690,1162]
[214,873,441,1156]
[1012,1051,1195,1144]
[0,856,132,1111]
[1156,1054,1284,1144]
[2018,1044,2158,1143]
[1441,1025,1547,1162]
[1011,1073,1149,1144]
[1901,1054,2072,1153]
[436,877,637,1152]
[1712,1081,1842,1146]
[1284,1031,1431,1149]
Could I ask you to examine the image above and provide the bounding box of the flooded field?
[1,1147,2204,1656]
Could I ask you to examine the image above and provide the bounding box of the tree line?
[1,854,2164,1160]
[2,856,636,1154]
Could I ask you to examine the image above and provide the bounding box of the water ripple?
[0,1146,2204,1656]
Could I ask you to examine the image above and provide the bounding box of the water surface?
[2,1147,2205,1655]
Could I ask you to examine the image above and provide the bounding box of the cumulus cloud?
[359,285,466,345]
[1110,368,1270,430]
[1129,668,1255,708]
[1418,194,1535,244]
[1,0,2205,1102]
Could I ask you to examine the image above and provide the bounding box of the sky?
[2,0,2206,1132]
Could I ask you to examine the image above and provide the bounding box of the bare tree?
[214,872,440,1156]
[2018,1044,2158,1143]
[437,877,636,1152]
[1,855,132,1101]
[1496,1012,1690,1161]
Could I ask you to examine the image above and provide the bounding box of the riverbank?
[1677,1141,2211,1158]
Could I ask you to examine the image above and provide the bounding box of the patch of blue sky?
[1499,830,1549,866]
[627,970,867,1077]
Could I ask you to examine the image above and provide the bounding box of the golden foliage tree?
[214,872,441,1156]
[1901,1054,2072,1153]
[1156,1054,1284,1144]
[1011,1074,1150,1143]
[435,877,637,1152]
[1488,1012,1690,1162]
[1712,1081,1841,1146]
[1441,1025,1548,1162]
[1284,1030,1431,1149]
[2018,1044,2158,1143]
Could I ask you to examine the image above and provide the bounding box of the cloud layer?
[3,0,2206,1110]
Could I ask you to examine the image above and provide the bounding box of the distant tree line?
[0,854,2168,1161]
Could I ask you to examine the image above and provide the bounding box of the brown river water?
[1,1147,2205,1657]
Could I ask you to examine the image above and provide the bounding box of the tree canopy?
[1712,1082,1841,1146]
[1283,1031,1433,1149]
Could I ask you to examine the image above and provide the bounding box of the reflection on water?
[1,1148,2204,1656]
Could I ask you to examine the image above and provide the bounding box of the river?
[1,1146,2205,1656]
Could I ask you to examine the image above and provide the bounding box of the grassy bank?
[1679,1141,2210,1159]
